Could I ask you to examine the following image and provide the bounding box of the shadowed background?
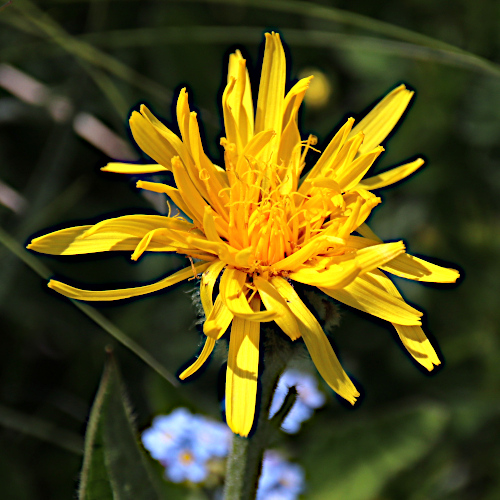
[0,0,499,498]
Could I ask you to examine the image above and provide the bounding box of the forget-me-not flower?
[141,407,231,484]
[269,369,326,433]
[257,451,305,500]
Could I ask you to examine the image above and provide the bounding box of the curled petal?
[48,262,211,301]
[204,295,234,340]
[179,337,216,380]
[200,260,226,316]
[220,268,279,322]
[254,276,301,340]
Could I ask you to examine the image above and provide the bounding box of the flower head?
[28,32,459,436]
[141,408,231,483]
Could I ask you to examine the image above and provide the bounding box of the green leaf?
[303,404,449,500]
[78,353,179,500]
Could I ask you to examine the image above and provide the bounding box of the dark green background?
[0,0,499,498]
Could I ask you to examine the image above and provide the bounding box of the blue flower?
[192,414,232,458]
[141,408,195,461]
[141,407,232,484]
[269,370,326,433]
[165,447,209,484]
[257,451,305,500]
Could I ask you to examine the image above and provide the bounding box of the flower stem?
[223,337,287,500]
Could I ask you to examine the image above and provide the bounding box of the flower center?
[179,450,194,464]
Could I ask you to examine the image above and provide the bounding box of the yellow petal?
[225,294,261,436]
[220,268,279,322]
[358,158,424,190]
[393,324,440,371]
[366,270,440,370]
[28,225,93,255]
[348,229,460,283]
[255,32,286,161]
[291,261,360,289]
[204,294,234,340]
[101,162,169,174]
[337,146,384,191]
[349,84,414,155]
[223,77,242,154]
[290,241,403,290]
[278,76,312,172]
[47,261,211,301]
[254,276,301,340]
[139,105,189,165]
[130,228,176,261]
[355,240,406,273]
[200,260,226,316]
[184,234,238,265]
[271,277,359,404]
[356,222,382,242]
[321,273,422,325]
[84,214,191,238]
[171,156,207,226]
[299,117,355,193]
[382,254,460,283]
[187,112,230,216]
[203,206,224,244]
[28,215,177,256]
[129,110,177,168]
[176,88,191,144]
[227,50,254,146]
[179,337,216,380]
[136,180,195,220]
[235,129,276,177]
[272,235,328,272]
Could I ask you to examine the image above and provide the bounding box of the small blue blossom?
[269,370,326,433]
[257,451,305,500]
[165,446,209,484]
[192,414,232,458]
[141,407,232,484]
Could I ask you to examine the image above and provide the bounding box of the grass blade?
[80,25,500,78]
[0,404,84,454]
[0,225,179,387]
[5,0,173,104]
[178,0,500,77]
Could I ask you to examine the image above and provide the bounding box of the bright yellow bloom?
[28,33,459,437]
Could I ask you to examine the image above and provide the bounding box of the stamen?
[199,169,210,181]
[300,134,318,165]
[187,256,199,280]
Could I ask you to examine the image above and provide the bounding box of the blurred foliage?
[0,0,499,498]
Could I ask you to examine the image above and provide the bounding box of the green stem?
[223,337,287,500]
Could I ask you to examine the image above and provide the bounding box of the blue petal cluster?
[141,407,232,483]
[269,369,326,433]
[257,451,305,500]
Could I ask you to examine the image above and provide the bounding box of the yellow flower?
[28,33,459,437]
